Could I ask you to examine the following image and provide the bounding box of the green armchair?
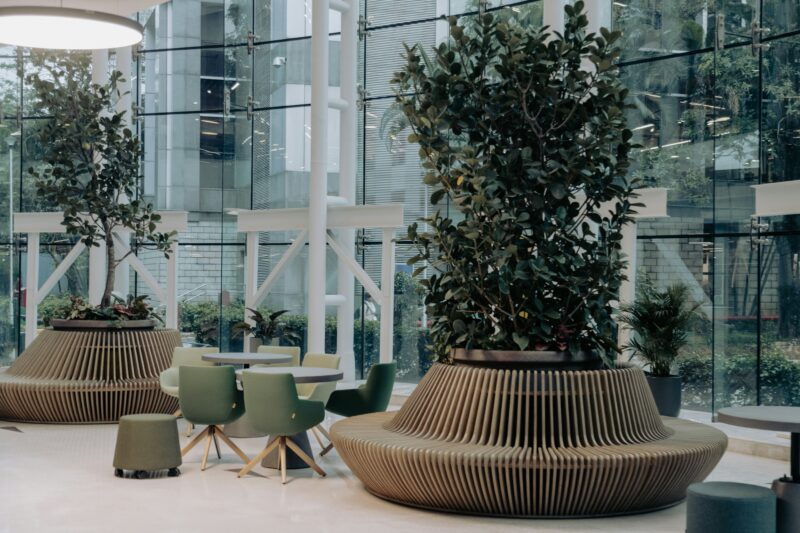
[238,371,326,484]
[159,346,219,417]
[178,365,250,471]
[322,362,396,456]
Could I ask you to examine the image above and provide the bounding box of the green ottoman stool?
[114,414,182,479]
[687,482,776,533]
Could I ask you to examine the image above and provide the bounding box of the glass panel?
[762,35,800,185]
[365,20,439,99]
[622,52,714,237]
[140,0,251,50]
[763,0,800,39]
[0,245,18,365]
[713,235,759,409]
[759,233,800,405]
[255,0,341,41]
[637,237,714,412]
[369,0,441,26]
[714,46,759,235]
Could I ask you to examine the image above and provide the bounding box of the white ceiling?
[0,0,169,15]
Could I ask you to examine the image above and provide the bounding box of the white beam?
[328,97,349,110]
[251,230,308,308]
[753,180,800,217]
[166,241,178,329]
[24,233,39,348]
[13,211,188,234]
[327,232,382,303]
[326,294,347,306]
[329,0,349,13]
[236,204,405,232]
[113,235,166,302]
[36,241,86,305]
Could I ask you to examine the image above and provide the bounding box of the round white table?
[240,366,343,470]
[718,406,800,533]
[202,352,293,368]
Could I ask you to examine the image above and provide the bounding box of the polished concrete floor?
[0,418,790,533]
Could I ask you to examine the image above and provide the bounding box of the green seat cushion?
[114,414,182,471]
[686,482,776,533]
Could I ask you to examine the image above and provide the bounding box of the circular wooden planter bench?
[330,363,728,517]
[0,328,181,424]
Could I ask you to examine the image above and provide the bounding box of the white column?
[25,233,39,347]
[165,241,179,330]
[584,0,612,36]
[543,0,567,35]
[244,231,259,350]
[617,222,638,351]
[336,0,357,380]
[89,50,110,306]
[114,46,133,296]
[308,0,331,354]
[379,228,395,363]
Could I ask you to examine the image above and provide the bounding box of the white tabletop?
[239,366,343,384]
[202,352,293,365]
[718,406,800,433]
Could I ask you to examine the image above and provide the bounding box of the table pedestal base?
[773,478,800,533]
[262,432,313,470]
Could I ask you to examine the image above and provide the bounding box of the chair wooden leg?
[237,439,280,478]
[316,424,333,442]
[286,438,327,477]
[310,426,325,449]
[180,426,209,456]
[279,437,287,485]
[200,431,213,471]
[320,442,335,456]
[216,428,251,464]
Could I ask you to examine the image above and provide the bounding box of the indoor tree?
[397,2,638,364]
[26,52,174,309]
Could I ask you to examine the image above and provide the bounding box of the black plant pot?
[646,374,682,417]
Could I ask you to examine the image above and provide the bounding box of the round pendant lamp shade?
[0,6,143,49]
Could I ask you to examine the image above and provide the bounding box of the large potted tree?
[27,52,174,328]
[0,52,181,424]
[330,3,727,517]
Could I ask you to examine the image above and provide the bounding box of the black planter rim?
[452,348,603,370]
[50,318,158,331]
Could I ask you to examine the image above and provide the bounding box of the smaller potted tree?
[231,309,299,350]
[618,281,701,416]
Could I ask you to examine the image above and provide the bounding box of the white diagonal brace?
[326,231,383,303]
[113,234,166,302]
[36,241,87,305]
[251,230,308,309]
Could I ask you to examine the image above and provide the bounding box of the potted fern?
[618,282,701,416]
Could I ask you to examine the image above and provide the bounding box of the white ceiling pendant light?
[0,4,143,50]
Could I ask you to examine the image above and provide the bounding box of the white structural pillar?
[380,228,395,363]
[114,46,133,296]
[336,0,358,380]
[89,49,109,306]
[24,232,39,347]
[308,0,331,354]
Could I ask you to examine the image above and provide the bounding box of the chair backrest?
[178,365,242,425]
[242,372,303,435]
[297,353,341,398]
[364,362,397,413]
[257,345,301,366]
[171,346,219,368]
[302,353,340,369]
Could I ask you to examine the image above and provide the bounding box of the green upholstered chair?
[178,365,250,471]
[257,345,301,367]
[114,414,182,478]
[321,362,396,456]
[238,371,326,483]
[686,482,776,533]
[159,346,219,416]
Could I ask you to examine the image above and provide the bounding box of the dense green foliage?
[26,52,174,308]
[397,2,637,363]
[230,308,300,345]
[618,282,701,376]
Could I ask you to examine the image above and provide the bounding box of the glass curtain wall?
[618,0,800,412]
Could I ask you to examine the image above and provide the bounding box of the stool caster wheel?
[167,467,180,477]
[114,468,124,478]
[133,470,147,479]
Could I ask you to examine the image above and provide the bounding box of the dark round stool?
[114,414,182,479]
[687,481,776,533]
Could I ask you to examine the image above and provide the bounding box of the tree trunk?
[101,233,116,308]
